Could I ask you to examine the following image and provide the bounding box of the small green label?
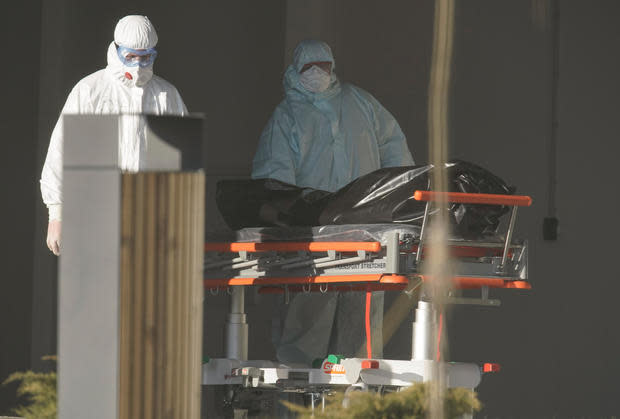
[327,354,345,364]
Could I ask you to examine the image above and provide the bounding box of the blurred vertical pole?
[426,0,455,417]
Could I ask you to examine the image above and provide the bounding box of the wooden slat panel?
[163,173,176,419]
[131,173,145,419]
[154,173,168,419]
[143,174,156,419]
[190,174,205,417]
[173,173,183,417]
[120,172,204,419]
[181,174,190,419]
[119,175,134,419]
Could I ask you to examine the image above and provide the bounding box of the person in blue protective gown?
[252,40,415,366]
[253,40,414,192]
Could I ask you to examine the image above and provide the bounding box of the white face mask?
[123,64,153,87]
[299,65,331,93]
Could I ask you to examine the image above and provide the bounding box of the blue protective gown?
[252,40,415,366]
[252,41,414,192]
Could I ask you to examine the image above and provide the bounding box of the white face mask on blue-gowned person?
[299,65,331,93]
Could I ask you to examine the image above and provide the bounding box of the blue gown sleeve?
[251,105,298,185]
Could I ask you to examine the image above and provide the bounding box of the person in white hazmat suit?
[41,15,187,255]
[252,40,415,366]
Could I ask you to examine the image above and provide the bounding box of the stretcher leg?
[225,286,248,360]
[412,300,436,361]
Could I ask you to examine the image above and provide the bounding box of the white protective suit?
[40,16,187,223]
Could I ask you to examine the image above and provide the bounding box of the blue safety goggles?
[116,45,158,68]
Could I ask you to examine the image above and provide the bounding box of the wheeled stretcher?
[202,190,532,408]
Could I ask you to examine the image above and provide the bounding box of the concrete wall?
[448,1,620,415]
[2,0,620,417]
[0,1,41,412]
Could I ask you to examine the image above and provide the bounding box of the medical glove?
[47,220,61,256]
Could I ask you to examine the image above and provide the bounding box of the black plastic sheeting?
[216,160,515,238]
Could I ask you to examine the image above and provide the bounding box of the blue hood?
[284,40,341,102]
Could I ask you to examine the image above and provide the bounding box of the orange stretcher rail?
[203,274,530,290]
[418,275,532,290]
[204,241,382,253]
[413,190,533,207]
[254,279,531,293]
[203,274,409,288]
[454,277,531,289]
[257,283,409,294]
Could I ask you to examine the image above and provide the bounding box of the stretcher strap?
[365,289,372,359]
[436,312,444,361]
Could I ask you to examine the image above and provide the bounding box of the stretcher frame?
[201,190,532,411]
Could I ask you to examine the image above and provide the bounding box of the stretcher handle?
[204,241,381,253]
[413,190,532,207]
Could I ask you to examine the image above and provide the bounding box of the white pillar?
[57,114,204,419]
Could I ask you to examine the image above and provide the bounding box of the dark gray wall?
[0,2,41,413]
[3,0,620,417]
[447,1,620,416]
